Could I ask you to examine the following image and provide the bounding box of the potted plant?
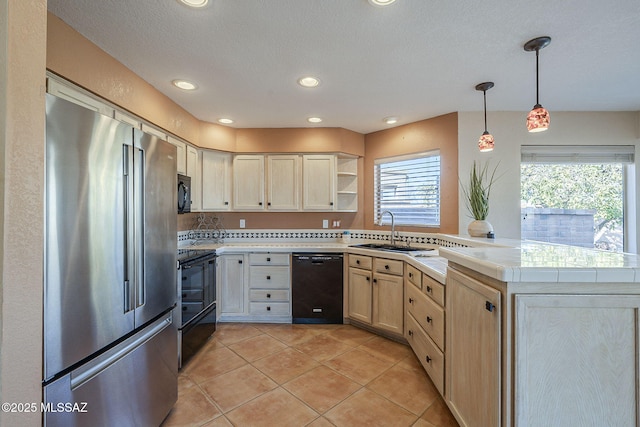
[461,160,499,237]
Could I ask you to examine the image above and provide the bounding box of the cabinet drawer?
[407,284,445,351]
[249,289,289,302]
[406,312,444,395]
[249,253,290,266]
[406,264,422,289]
[249,302,290,316]
[349,254,372,270]
[374,258,403,276]
[423,274,445,307]
[249,266,290,288]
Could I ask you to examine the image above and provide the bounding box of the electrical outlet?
[239,219,246,228]
[322,219,329,229]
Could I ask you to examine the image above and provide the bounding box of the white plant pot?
[468,220,493,237]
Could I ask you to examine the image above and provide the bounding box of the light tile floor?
[162,323,459,427]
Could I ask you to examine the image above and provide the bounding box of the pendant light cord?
[535,49,540,106]
[483,90,488,132]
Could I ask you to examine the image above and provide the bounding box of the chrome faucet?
[378,210,398,246]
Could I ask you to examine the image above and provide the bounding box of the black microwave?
[177,174,191,214]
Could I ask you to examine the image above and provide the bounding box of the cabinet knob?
[330,202,334,206]
[373,278,377,283]
[182,293,187,298]
[224,201,229,205]
[259,202,263,206]
[408,330,413,336]
[266,293,271,298]
[266,257,271,262]
[267,306,271,311]
[356,259,360,264]
[366,276,370,282]
[267,202,271,206]
[426,316,432,323]
[182,306,187,311]
[408,297,414,304]
[426,285,432,293]
[238,260,243,264]
[425,355,432,363]
[182,277,187,281]
[409,272,413,278]
[485,301,496,312]
[266,275,271,280]
[384,265,389,270]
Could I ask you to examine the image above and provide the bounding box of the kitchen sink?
[350,243,434,253]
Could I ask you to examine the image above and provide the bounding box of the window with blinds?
[374,151,441,227]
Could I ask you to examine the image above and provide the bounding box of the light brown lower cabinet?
[446,264,640,427]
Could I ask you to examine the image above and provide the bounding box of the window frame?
[374,150,441,228]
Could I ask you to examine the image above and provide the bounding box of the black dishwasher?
[292,253,343,324]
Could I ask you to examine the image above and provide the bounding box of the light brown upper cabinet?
[302,154,335,210]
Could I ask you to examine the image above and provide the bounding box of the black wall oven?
[177,249,216,367]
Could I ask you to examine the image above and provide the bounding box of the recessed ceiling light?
[218,118,234,124]
[298,76,321,88]
[307,117,323,123]
[384,117,398,125]
[368,0,397,6]
[172,79,198,90]
[178,0,209,8]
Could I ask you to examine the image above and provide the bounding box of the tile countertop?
[439,240,640,283]
[180,241,448,284]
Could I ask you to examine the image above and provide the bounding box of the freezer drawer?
[44,314,177,427]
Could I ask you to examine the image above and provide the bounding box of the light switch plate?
[322,219,329,228]
[239,219,246,228]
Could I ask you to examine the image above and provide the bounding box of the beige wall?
[0,0,46,425]
[363,113,459,234]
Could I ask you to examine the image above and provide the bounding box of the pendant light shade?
[524,36,551,132]
[475,82,495,152]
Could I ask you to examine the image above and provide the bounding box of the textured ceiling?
[47,0,640,134]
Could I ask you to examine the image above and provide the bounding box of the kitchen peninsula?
[185,231,640,427]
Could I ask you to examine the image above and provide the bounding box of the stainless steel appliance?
[43,94,178,426]
[177,249,217,367]
[292,254,344,324]
[177,173,191,214]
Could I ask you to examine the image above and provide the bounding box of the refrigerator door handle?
[123,145,136,313]
[70,314,173,391]
[134,147,146,309]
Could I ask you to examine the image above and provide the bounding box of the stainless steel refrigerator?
[43,94,178,426]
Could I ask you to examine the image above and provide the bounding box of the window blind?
[521,145,635,164]
[374,150,440,227]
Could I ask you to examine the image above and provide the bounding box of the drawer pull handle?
[267,306,271,311]
[408,330,413,336]
[266,275,271,280]
[409,272,413,278]
[408,297,414,304]
[426,355,432,363]
[267,257,271,262]
[266,293,271,298]
[426,316,432,323]
[426,285,432,293]
[385,265,390,270]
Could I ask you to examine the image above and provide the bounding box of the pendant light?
[475,82,495,152]
[524,36,551,132]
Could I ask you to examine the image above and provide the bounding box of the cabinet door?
[446,268,501,427]
[201,151,232,210]
[302,155,335,210]
[186,146,200,211]
[219,254,245,314]
[348,267,372,324]
[233,155,265,210]
[267,155,300,210]
[47,78,114,117]
[372,272,404,335]
[167,136,187,175]
[514,294,640,427]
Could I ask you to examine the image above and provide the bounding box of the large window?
[374,151,440,227]
[521,145,635,252]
